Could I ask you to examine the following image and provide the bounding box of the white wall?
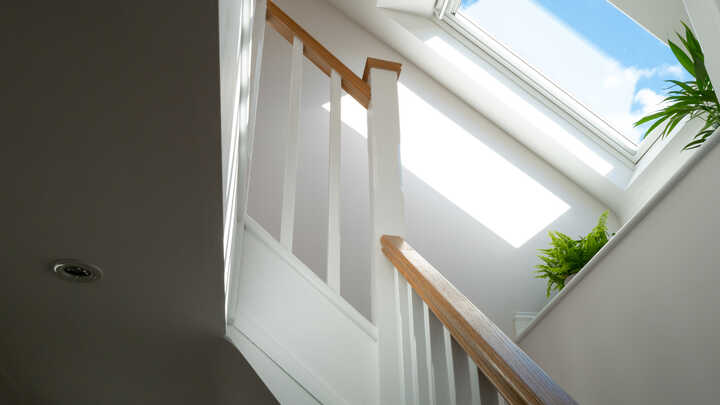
[519,135,720,404]
[248,0,618,334]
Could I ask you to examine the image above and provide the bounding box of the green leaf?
[633,23,719,148]
[669,40,695,77]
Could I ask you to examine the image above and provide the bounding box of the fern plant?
[535,211,610,297]
[634,23,719,150]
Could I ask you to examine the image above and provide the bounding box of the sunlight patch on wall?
[424,36,614,176]
[323,85,570,247]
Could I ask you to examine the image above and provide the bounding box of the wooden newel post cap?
[363,57,402,83]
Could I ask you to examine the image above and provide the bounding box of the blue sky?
[529,0,684,98]
[459,0,689,142]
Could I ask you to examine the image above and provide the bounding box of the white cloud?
[462,0,680,144]
[634,88,666,115]
[661,64,685,78]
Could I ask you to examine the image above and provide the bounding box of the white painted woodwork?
[467,355,481,405]
[223,0,266,324]
[227,325,322,405]
[280,36,304,250]
[326,69,342,292]
[429,311,456,405]
[477,369,500,405]
[230,216,379,405]
[399,276,420,403]
[451,338,472,405]
[367,66,407,404]
[443,326,458,405]
[414,297,436,404]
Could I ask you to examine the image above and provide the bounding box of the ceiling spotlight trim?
[51,259,103,283]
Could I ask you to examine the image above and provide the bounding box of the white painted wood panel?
[231,217,379,405]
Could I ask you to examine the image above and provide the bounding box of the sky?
[459,0,689,144]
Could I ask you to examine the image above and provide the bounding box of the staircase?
[224,2,577,404]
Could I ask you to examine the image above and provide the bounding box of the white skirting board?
[226,325,321,405]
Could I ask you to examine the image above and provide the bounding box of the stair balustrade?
[230,2,578,403]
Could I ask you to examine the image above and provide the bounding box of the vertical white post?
[399,277,420,403]
[443,327,458,405]
[452,339,470,405]
[478,371,500,405]
[326,70,342,292]
[467,355,481,405]
[415,299,436,405]
[367,66,407,404]
[429,313,456,405]
[280,36,303,250]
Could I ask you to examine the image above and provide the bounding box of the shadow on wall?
[322,83,571,248]
[249,26,614,333]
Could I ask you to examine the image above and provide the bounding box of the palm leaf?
[634,24,719,149]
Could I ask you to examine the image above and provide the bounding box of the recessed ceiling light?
[51,259,103,283]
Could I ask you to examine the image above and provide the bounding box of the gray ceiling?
[1,1,275,403]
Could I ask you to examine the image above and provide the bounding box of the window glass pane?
[458,0,689,144]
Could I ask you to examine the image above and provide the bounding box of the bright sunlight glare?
[424,36,614,176]
[323,85,570,247]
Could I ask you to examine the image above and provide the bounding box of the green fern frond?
[534,211,611,297]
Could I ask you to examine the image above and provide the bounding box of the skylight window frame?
[433,0,666,165]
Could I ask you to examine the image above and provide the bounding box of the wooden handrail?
[381,235,577,405]
[266,1,401,109]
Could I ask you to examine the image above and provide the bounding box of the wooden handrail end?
[380,234,403,248]
[363,57,402,83]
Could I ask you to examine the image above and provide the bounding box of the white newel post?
[367,66,407,404]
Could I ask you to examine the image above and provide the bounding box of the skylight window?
[438,0,689,160]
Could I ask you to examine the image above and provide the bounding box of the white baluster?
[326,70,342,292]
[429,311,457,405]
[477,369,500,405]
[444,327,458,405]
[414,299,436,404]
[367,65,406,404]
[280,36,303,250]
[467,355,481,405]
[399,277,420,403]
[451,339,471,405]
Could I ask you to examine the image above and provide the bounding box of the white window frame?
[433,0,667,165]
